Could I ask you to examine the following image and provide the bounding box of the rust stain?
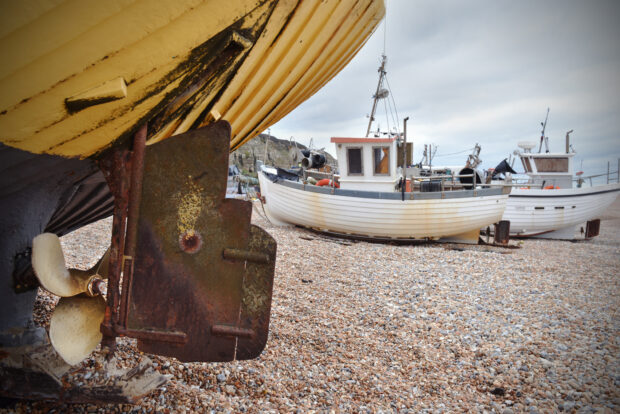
[179,229,203,254]
[174,176,208,235]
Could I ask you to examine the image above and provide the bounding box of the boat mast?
[366,54,388,137]
[538,108,550,153]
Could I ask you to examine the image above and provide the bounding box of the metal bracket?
[97,121,276,362]
[126,121,276,362]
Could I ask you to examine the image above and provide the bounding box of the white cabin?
[516,141,574,188]
[331,137,399,191]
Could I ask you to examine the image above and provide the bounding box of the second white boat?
[496,136,620,238]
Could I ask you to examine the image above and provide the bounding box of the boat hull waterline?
[259,173,510,241]
[504,184,620,238]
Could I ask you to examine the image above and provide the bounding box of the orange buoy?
[316,178,339,188]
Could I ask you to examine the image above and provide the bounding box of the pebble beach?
[7,199,620,413]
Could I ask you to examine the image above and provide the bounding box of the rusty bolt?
[87,277,107,297]
[179,229,203,254]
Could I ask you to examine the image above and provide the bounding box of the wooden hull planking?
[259,173,509,240]
[0,0,385,157]
[503,183,620,237]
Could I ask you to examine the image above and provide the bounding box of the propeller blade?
[32,233,109,297]
[49,294,106,365]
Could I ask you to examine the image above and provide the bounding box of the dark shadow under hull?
[0,143,113,344]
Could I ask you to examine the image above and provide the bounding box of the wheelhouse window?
[347,147,363,175]
[534,157,569,173]
[521,157,532,173]
[373,146,390,175]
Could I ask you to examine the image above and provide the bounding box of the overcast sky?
[269,0,620,180]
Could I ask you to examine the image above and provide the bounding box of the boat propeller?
[31,233,109,365]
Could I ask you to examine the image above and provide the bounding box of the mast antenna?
[538,108,550,153]
[383,4,387,56]
[365,14,401,139]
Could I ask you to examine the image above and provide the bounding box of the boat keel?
[438,229,481,245]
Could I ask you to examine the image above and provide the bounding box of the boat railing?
[574,169,620,187]
[486,182,547,189]
[482,169,620,189]
[408,173,499,191]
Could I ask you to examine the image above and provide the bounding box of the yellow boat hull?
[0,0,385,157]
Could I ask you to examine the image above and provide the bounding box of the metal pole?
[607,161,610,184]
[565,130,573,154]
[366,55,387,137]
[119,124,147,327]
[429,144,432,169]
[264,128,270,162]
[618,158,619,183]
[98,147,132,355]
[402,117,409,201]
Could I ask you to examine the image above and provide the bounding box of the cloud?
[269,0,620,179]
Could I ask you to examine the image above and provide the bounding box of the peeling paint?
[0,1,385,158]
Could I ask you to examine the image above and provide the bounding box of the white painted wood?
[503,183,620,236]
[333,138,398,191]
[259,173,508,239]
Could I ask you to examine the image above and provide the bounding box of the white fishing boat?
[258,56,510,243]
[491,121,620,239]
[259,160,509,243]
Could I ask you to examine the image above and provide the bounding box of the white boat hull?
[259,172,509,241]
[503,183,620,238]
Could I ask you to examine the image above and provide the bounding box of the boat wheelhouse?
[332,136,400,192]
[514,140,575,189]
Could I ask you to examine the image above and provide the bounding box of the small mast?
[538,107,550,153]
[365,54,388,137]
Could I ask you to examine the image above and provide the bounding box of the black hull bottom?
[0,144,113,345]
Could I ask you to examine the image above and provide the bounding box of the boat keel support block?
[493,220,511,245]
[585,219,600,239]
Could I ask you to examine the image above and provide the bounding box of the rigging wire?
[386,90,399,134]
[386,88,399,136]
[382,95,390,136]
[382,5,401,137]
[371,6,404,138]
[384,74,400,135]
[383,2,387,56]
[433,147,475,158]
